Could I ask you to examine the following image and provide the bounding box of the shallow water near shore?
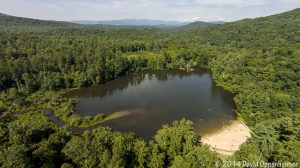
[66,69,236,140]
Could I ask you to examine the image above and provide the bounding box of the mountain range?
[0,13,224,28]
[71,19,187,26]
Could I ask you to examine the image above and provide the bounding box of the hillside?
[72,19,187,26]
[0,13,77,27]
[179,21,214,29]
[179,8,300,48]
[0,8,299,167]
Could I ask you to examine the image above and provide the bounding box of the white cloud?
[192,17,201,21]
[218,18,225,21]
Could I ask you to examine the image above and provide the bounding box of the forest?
[0,8,299,167]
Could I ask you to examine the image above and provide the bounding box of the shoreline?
[200,120,251,156]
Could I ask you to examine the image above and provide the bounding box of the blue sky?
[0,0,299,22]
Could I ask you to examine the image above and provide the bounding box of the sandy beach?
[200,120,251,156]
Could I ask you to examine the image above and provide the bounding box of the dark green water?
[66,69,236,139]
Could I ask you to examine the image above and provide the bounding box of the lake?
[66,69,236,139]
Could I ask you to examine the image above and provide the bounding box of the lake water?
[66,69,236,139]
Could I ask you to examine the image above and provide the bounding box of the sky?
[0,0,299,22]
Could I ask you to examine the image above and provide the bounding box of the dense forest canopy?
[0,8,299,167]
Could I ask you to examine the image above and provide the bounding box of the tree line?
[0,8,299,167]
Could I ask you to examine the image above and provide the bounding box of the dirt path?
[201,120,251,156]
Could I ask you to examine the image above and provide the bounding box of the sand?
[200,120,251,156]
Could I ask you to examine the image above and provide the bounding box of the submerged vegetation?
[0,8,300,167]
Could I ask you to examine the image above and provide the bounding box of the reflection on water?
[66,69,236,140]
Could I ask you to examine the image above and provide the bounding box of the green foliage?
[62,119,218,168]
[0,122,9,145]
[0,7,299,167]
[7,112,56,145]
[232,115,300,163]
[231,143,264,163]
[0,113,72,168]
[170,146,219,168]
[0,100,7,112]
[178,8,300,49]
[147,142,165,168]
[61,163,74,168]
[154,119,198,161]
[62,127,137,168]
[0,144,31,168]
[179,21,214,30]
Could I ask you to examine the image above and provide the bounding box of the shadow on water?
[58,69,236,140]
[66,70,209,99]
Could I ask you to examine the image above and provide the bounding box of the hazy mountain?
[179,21,213,29]
[0,13,225,29]
[178,20,225,29]
[72,19,188,26]
[208,21,225,24]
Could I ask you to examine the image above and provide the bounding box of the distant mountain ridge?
[179,21,213,29]
[72,19,188,26]
[0,12,224,28]
[208,21,225,24]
